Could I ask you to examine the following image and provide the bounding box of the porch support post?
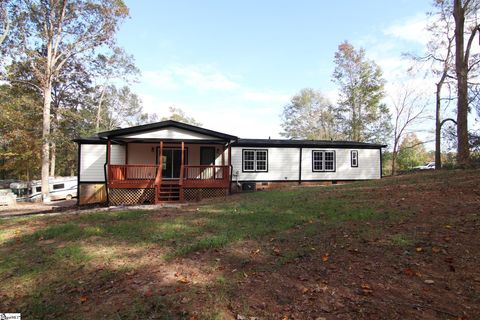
[155,141,163,203]
[180,141,185,202]
[221,145,225,166]
[107,139,111,185]
[125,143,128,164]
[228,142,232,194]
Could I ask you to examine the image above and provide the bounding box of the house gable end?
[118,126,222,140]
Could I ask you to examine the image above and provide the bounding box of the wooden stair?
[157,180,183,203]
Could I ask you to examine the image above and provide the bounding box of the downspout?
[104,139,111,205]
[298,147,302,184]
[379,147,383,179]
[76,143,81,206]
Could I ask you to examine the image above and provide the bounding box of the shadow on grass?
[0,187,404,318]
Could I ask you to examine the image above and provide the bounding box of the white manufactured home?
[74,120,385,205]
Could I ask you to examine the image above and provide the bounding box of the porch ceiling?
[109,138,230,145]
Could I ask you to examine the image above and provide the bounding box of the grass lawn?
[0,169,479,319]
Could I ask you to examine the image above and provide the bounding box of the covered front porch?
[98,121,237,204]
[106,140,231,203]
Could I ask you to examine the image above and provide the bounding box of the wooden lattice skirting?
[184,188,228,202]
[109,188,155,206]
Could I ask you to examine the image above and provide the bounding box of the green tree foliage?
[0,82,42,180]
[6,0,130,201]
[280,88,340,140]
[396,133,429,170]
[332,41,392,144]
[161,107,202,127]
[98,85,156,131]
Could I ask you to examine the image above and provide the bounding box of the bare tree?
[427,1,456,169]
[9,0,129,202]
[93,47,140,131]
[391,86,429,175]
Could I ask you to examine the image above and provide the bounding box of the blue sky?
[116,0,436,141]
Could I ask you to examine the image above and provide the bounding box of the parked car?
[415,162,436,170]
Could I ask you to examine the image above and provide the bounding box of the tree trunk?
[435,82,442,170]
[50,141,56,177]
[95,84,107,131]
[41,81,52,202]
[391,150,397,176]
[453,0,470,167]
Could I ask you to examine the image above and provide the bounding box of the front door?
[157,148,187,179]
[200,147,217,179]
[200,147,216,165]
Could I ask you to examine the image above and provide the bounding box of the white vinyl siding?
[302,148,380,180]
[232,147,300,181]
[80,144,106,182]
[232,147,380,181]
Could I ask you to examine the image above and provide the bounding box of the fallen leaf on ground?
[178,277,189,284]
[322,254,329,262]
[432,247,441,253]
[360,284,373,294]
[403,268,416,276]
[80,295,88,303]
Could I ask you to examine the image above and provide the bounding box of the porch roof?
[97,120,237,141]
[73,120,238,144]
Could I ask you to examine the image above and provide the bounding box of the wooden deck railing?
[107,164,230,189]
[108,164,158,188]
[183,165,230,188]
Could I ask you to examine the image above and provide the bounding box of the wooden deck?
[107,164,230,190]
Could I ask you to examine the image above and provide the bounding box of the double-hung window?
[312,150,335,172]
[242,149,268,172]
[351,150,358,167]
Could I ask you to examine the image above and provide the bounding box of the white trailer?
[10,177,77,202]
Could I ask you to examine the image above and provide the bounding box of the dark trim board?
[379,148,383,178]
[298,147,302,184]
[233,139,386,149]
[76,144,81,205]
[236,179,374,183]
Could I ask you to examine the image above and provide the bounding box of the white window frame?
[351,150,358,167]
[242,149,268,172]
[312,150,335,172]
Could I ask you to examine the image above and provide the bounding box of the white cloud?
[170,65,240,91]
[383,13,431,46]
[142,64,240,92]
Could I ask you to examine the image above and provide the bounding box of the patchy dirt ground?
[0,170,479,319]
[0,199,77,217]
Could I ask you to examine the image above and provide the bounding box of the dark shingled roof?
[232,139,386,149]
[72,121,386,149]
